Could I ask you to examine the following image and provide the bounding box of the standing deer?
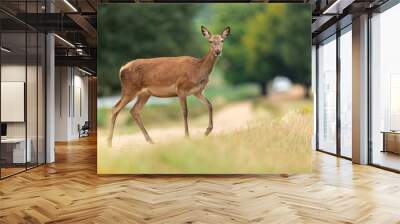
[108,25,231,146]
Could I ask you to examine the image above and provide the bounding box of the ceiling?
[310,0,389,43]
[1,0,394,74]
[0,0,97,74]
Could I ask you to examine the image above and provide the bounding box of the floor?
[1,163,44,178]
[372,150,400,171]
[0,167,25,178]
[0,135,400,223]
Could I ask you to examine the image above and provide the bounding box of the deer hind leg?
[178,95,189,137]
[130,94,153,144]
[194,92,213,136]
[107,93,136,147]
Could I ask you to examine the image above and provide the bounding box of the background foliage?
[98,4,311,96]
[98,4,204,96]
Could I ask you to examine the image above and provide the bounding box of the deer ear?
[222,26,231,38]
[201,25,211,38]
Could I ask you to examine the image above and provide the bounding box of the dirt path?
[103,101,254,150]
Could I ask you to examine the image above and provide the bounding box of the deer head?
[201,25,231,57]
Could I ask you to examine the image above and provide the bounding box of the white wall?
[55,67,69,141]
[1,63,46,164]
[55,67,89,141]
[72,72,89,138]
[1,65,37,138]
[1,65,26,135]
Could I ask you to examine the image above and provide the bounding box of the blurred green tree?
[212,4,310,96]
[98,4,203,96]
[208,5,266,93]
[280,4,312,98]
[242,4,289,96]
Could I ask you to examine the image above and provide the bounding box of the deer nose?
[215,50,221,55]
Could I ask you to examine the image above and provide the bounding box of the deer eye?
[209,41,212,43]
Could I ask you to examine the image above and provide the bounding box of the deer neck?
[199,48,218,77]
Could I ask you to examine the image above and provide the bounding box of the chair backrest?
[82,121,90,129]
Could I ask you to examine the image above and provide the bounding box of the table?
[1,138,31,163]
[381,131,400,154]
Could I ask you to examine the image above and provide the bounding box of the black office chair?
[78,121,90,138]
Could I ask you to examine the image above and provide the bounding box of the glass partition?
[1,30,28,177]
[339,27,352,158]
[38,32,45,165]
[371,4,400,171]
[0,3,46,179]
[317,35,337,154]
[27,30,38,169]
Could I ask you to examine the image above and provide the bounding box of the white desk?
[1,138,31,163]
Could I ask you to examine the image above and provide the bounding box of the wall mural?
[97,3,312,174]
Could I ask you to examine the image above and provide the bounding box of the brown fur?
[108,26,230,145]
[119,53,216,98]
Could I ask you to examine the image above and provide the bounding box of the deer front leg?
[178,95,189,137]
[194,92,213,136]
[108,94,136,147]
[131,94,153,144]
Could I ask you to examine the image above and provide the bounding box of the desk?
[1,138,31,163]
[382,131,400,154]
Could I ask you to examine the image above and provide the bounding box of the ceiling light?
[1,47,11,53]
[323,0,354,15]
[76,48,86,56]
[63,0,78,12]
[54,34,75,48]
[78,67,92,76]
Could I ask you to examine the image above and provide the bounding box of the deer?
[107,25,231,146]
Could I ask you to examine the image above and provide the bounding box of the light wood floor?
[0,135,400,224]
[0,167,26,177]
[372,151,400,171]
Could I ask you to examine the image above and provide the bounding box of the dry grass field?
[97,97,313,174]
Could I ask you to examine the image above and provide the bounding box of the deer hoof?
[205,127,213,136]
[146,138,154,144]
